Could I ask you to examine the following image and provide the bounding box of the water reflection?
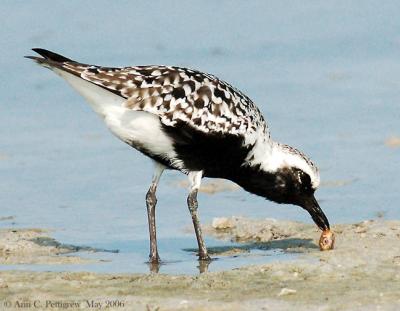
[147,258,211,274]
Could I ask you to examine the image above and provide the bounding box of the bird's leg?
[146,163,165,264]
[187,171,211,261]
[146,185,159,263]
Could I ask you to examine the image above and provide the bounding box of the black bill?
[301,195,330,231]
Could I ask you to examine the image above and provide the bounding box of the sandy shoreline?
[1,217,399,310]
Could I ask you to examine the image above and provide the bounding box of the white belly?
[104,107,176,159]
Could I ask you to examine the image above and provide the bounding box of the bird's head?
[234,141,336,250]
[270,165,329,230]
[270,144,330,231]
[266,143,335,250]
[252,143,330,232]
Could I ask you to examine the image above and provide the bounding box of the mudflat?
[0,217,399,310]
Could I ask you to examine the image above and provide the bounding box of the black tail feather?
[31,48,73,63]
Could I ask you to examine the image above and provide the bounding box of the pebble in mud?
[319,230,335,251]
[278,288,297,296]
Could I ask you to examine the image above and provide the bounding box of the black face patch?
[298,169,313,193]
[231,166,314,206]
[277,167,314,196]
[230,165,329,229]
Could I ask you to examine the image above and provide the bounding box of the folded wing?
[28,49,270,145]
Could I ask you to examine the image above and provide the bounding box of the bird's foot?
[147,255,161,273]
[197,257,211,273]
[148,254,161,264]
[198,253,212,262]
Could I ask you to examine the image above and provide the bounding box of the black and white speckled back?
[58,61,269,141]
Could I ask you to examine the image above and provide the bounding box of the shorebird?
[27,48,334,263]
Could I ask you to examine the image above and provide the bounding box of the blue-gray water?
[0,1,399,274]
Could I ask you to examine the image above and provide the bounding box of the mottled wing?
[58,62,269,143]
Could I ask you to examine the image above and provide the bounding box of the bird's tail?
[27,48,73,62]
[25,48,125,116]
[25,48,82,73]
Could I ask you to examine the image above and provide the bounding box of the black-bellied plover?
[27,48,334,263]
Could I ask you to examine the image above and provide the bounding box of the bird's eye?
[296,170,312,192]
[296,171,303,184]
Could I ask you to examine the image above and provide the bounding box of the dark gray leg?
[146,184,159,263]
[146,163,164,264]
[187,171,211,261]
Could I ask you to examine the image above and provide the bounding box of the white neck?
[245,139,320,189]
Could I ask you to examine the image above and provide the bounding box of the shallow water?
[0,1,399,274]
[0,236,296,275]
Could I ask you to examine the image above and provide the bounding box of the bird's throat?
[229,164,284,203]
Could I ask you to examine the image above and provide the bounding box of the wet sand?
[0,228,92,265]
[1,217,399,310]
